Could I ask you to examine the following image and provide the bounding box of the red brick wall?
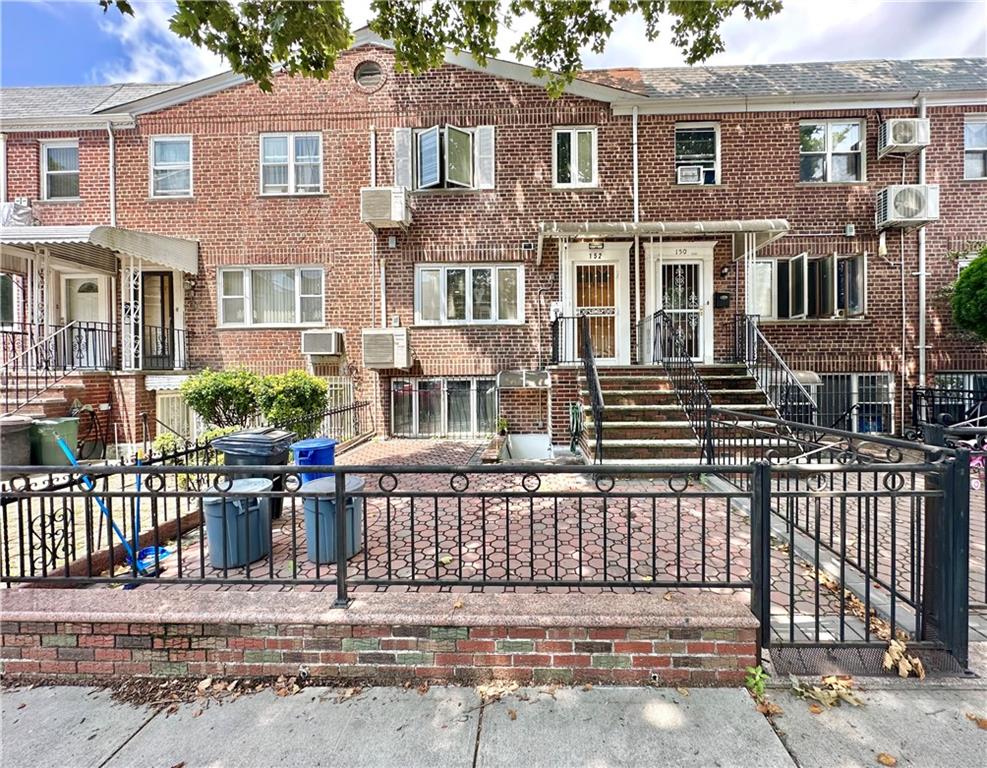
[4,46,985,437]
[0,618,755,686]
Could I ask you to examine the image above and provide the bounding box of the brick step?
[593,390,680,406]
[598,437,800,462]
[580,375,674,391]
[595,404,689,421]
[588,420,782,441]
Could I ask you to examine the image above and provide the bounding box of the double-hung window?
[553,127,597,187]
[150,136,192,197]
[756,253,866,320]
[218,266,324,326]
[415,264,523,325]
[0,273,15,327]
[964,117,987,180]
[260,133,322,194]
[799,120,864,182]
[41,140,79,200]
[675,124,719,184]
[817,373,894,433]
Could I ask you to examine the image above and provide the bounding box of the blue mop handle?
[55,436,138,563]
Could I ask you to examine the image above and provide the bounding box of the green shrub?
[180,368,260,428]
[254,369,329,439]
[952,246,987,341]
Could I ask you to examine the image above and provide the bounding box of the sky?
[0,0,985,88]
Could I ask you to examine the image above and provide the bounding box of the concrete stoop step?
[578,364,776,462]
[0,374,88,417]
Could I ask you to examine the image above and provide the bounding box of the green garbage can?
[29,417,79,465]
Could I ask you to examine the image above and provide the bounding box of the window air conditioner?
[301,329,344,356]
[360,186,411,228]
[878,118,931,157]
[676,165,704,185]
[362,328,412,369]
[875,184,940,229]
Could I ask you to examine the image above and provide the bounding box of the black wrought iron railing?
[273,400,374,444]
[142,325,189,371]
[1,321,116,413]
[550,314,579,365]
[735,314,816,424]
[577,315,605,463]
[643,310,714,463]
[910,387,987,434]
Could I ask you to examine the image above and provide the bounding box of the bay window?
[799,120,864,182]
[260,133,322,194]
[391,378,497,437]
[218,266,324,326]
[756,253,866,320]
[553,127,597,187]
[415,264,523,325]
[41,140,79,200]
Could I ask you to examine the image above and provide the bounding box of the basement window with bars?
[817,373,894,433]
[415,264,523,325]
[752,253,866,320]
[391,378,497,437]
[393,126,495,191]
[799,120,864,183]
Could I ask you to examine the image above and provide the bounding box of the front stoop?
[0,590,757,687]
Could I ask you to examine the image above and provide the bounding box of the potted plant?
[497,416,509,437]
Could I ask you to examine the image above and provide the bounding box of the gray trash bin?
[301,476,364,564]
[211,427,296,519]
[1,416,33,476]
[203,477,273,568]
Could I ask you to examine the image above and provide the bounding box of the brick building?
[1,30,985,458]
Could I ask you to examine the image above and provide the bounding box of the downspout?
[916,94,928,388]
[632,106,641,354]
[0,132,7,204]
[106,123,116,226]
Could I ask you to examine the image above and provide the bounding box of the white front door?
[646,242,715,364]
[63,276,110,367]
[563,242,631,365]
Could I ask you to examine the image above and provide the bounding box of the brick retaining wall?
[0,590,757,687]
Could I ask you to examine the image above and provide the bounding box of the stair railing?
[734,314,817,425]
[646,310,714,464]
[1,321,115,414]
[577,314,605,464]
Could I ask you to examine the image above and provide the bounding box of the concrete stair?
[579,364,777,464]
[0,375,87,418]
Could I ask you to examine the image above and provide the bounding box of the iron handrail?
[735,314,816,423]
[577,314,605,463]
[646,309,714,463]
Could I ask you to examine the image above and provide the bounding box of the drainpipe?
[0,132,7,204]
[106,122,116,226]
[380,250,387,329]
[632,106,641,346]
[916,94,928,388]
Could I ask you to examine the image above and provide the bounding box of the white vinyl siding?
[553,127,597,187]
[799,120,864,182]
[149,136,192,197]
[964,117,987,180]
[41,140,79,200]
[414,264,524,325]
[260,133,323,195]
[218,266,325,327]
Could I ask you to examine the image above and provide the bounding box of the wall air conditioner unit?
[878,118,931,157]
[301,329,344,356]
[362,327,412,369]
[360,186,411,228]
[677,165,704,185]
[875,184,940,229]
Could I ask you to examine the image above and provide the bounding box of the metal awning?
[536,219,789,264]
[0,225,199,274]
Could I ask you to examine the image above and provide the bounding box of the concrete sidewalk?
[2,680,985,768]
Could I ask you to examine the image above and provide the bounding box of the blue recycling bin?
[203,478,273,568]
[291,437,338,484]
[301,475,364,564]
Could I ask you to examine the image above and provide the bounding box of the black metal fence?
[910,386,987,434]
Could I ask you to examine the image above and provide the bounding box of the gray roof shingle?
[0,83,178,120]
[581,57,987,99]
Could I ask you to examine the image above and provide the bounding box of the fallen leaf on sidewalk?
[581,683,593,692]
[476,681,519,702]
[196,677,212,692]
[883,640,926,680]
[676,687,690,697]
[439,554,453,566]
[966,713,987,730]
[453,598,465,609]
[507,708,518,721]
[808,703,824,715]
[790,674,862,708]
[757,701,783,717]
[169,763,186,768]
[876,753,897,767]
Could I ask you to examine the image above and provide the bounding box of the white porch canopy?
[0,225,199,274]
[535,218,789,264]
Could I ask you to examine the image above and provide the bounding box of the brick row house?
[1,29,985,459]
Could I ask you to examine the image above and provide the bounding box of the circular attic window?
[354,60,384,90]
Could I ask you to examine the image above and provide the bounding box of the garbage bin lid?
[300,475,365,494]
[0,415,33,432]
[204,476,274,504]
[291,437,339,451]
[211,427,297,454]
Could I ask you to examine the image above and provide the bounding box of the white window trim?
[217,265,325,328]
[552,126,599,188]
[799,118,866,183]
[964,115,987,180]
[391,377,497,437]
[674,122,720,185]
[40,139,80,201]
[414,263,524,326]
[412,125,478,191]
[149,135,193,198]
[758,253,868,320]
[258,132,323,195]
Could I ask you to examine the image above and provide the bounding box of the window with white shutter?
[398,125,495,191]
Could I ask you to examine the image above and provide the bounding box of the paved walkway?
[3,672,986,768]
